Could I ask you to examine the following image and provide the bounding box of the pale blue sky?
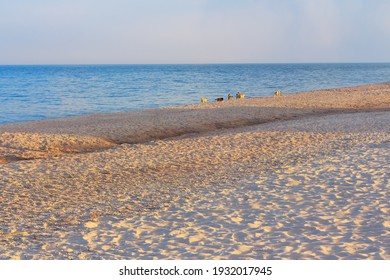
[1,0,389,64]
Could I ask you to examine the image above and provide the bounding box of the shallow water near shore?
[1,63,390,124]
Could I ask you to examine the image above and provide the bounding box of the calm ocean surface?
[0,63,389,124]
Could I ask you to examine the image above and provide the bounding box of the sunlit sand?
[0,83,389,259]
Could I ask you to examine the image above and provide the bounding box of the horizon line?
[1,61,390,66]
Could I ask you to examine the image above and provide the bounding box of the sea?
[0,63,389,124]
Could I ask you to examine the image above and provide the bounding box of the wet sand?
[0,83,389,259]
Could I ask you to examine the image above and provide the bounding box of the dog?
[201,97,208,103]
[274,90,282,96]
[236,92,246,99]
[215,98,224,102]
[228,94,234,100]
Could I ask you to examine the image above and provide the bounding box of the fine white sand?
[0,83,389,259]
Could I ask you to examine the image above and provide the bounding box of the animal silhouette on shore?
[200,92,246,103]
[274,90,282,96]
[236,92,246,99]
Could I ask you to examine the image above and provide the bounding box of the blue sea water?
[0,63,389,124]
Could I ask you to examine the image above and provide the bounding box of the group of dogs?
[201,91,283,103]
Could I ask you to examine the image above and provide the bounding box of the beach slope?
[0,83,389,259]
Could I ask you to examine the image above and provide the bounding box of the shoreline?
[1,83,389,259]
[1,82,389,164]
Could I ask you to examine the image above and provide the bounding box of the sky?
[0,0,390,64]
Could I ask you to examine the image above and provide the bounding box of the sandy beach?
[0,83,389,259]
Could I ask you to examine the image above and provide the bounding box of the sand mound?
[1,82,389,146]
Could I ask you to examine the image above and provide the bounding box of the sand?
[0,83,389,259]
